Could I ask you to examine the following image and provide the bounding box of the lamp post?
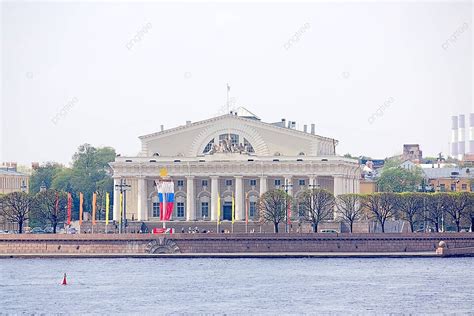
[281,178,293,233]
[115,179,131,234]
[20,180,27,193]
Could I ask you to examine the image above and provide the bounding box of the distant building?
[0,163,29,194]
[0,163,30,231]
[110,108,360,223]
[423,167,473,192]
[403,144,423,163]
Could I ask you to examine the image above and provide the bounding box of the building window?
[203,139,214,153]
[152,202,160,218]
[250,179,257,186]
[274,179,281,187]
[177,202,185,217]
[225,179,233,186]
[177,180,184,187]
[202,180,208,187]
[219,133,239,146]
[298,203,305,217]
[243,138,255,153]
[462,183,467,190]
[299,179,306,186]
[451,184,456,191]
[201,202,209,218]
[440,184,446,192]
[249,202,257,217]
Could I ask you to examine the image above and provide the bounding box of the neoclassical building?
[110,108,360,223]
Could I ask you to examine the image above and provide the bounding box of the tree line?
[0,144,116,233]
[257,189,474,233]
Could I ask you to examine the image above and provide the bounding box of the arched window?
[203,139,214,153]
[244,138,255,153]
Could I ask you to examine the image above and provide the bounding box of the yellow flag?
[79,193,83,225]
[231,193,235,224]
[217,193,221,224]
[105,192,110,225]
[92,192,97,225]
[119,192,123,224]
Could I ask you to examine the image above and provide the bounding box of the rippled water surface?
[1,258,473,314]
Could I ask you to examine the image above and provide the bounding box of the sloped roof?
[423,167,472,179]
[234,107,260,120]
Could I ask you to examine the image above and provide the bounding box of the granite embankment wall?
[1,233,474,255]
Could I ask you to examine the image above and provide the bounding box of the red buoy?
[62,273,67,285]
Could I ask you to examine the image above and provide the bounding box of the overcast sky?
[1,0,472,166]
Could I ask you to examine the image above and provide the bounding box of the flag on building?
[67,193,72,225]
[156,180,175,221]
[79,192,83,225]
[105,192,110,226]
[92,192,97,225]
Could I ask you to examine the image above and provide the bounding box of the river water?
[1,258,473,315]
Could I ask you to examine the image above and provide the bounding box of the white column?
[137,177,147,221]
[259,176,267,196]
[333,176,344,196]
[211,176,219,221]
[354,177,360,194]
[186,176,195,221]
[113,178,120,221]
[235,176,243,221]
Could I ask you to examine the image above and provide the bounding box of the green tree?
[397,193,424,232]
[1,192,33,233]
[257,190,291,233]
[443,192,470,232]
[29,162,65,193]
[362,193,399,233]
[424,193,447,232]
[336,194,364,233]
[299,189,335,233]
[31,190,67,233]
[377,167,423,193]
[69,144,115,214]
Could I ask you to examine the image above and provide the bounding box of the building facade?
[110,109,360,223]
[0,163,30,231]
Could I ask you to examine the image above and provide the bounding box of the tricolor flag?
[105,192,110,226]
[156,181,175,221]
[79,192,84,225]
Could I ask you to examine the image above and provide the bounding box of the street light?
[281,178,293,233]
[115,179,131,234]
[20,180,27,193]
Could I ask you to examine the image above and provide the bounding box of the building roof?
[423,167,472,179]
[0,169,28,177]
